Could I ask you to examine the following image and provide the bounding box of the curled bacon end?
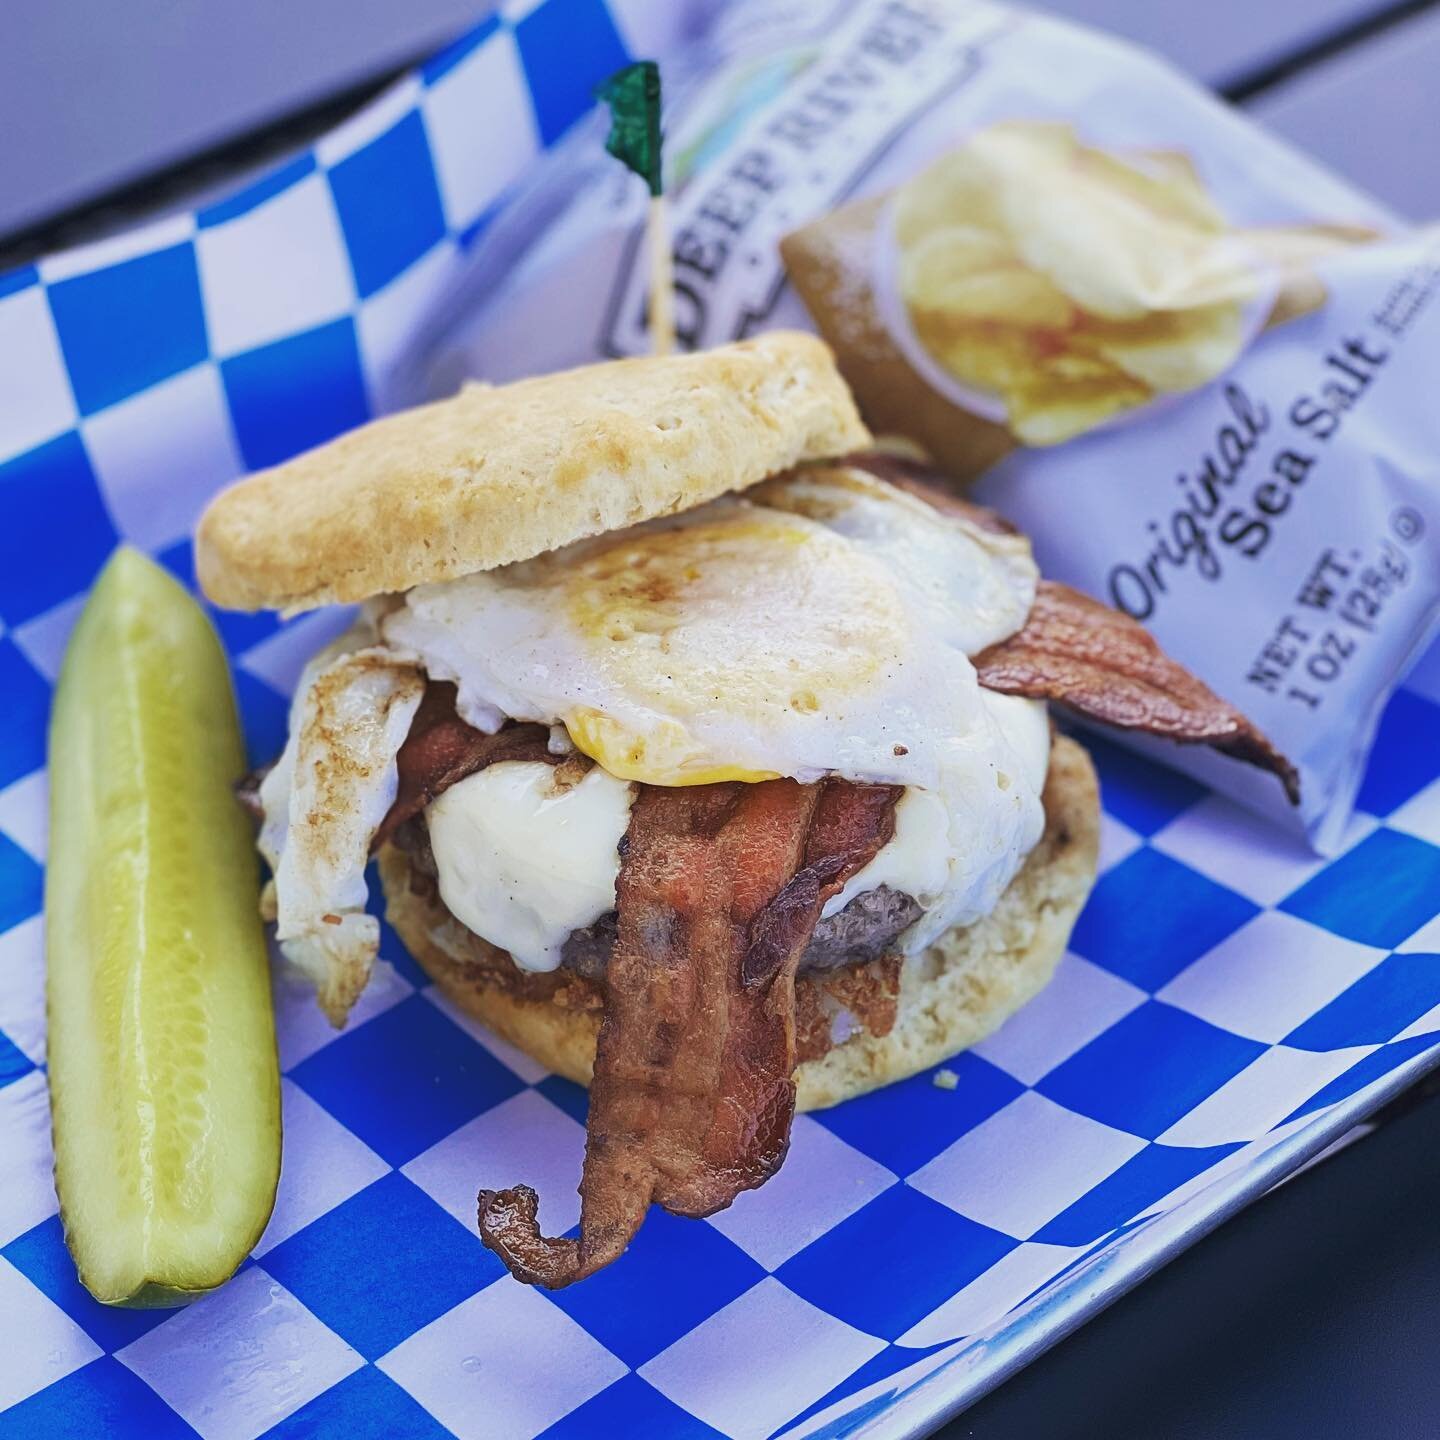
[476,777,900,1288]
[976,581,1300,804]
[477,1186,586,1290]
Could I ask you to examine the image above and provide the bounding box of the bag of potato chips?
[394,0,1440,851]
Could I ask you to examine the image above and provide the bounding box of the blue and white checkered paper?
[4,3,1440,1436]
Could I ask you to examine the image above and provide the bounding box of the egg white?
[382,467,1050,955]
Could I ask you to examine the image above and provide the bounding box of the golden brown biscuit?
[196,333,869,613]
[378,734,1098,1110]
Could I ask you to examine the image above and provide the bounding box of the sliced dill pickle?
[46,547,280,1307]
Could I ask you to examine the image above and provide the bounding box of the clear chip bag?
[390,0,1440,851]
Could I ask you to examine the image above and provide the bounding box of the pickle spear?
[46,546,280,1307]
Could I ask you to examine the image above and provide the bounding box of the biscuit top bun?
[196,333,870,613]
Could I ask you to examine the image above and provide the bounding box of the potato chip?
[1246,222,1382,271]
[908,314,1035,394]
[888,115,1265,439]
[893,147,1007,249]
[780,199,1020,480]
[1007,372,1152,446]
[1004,180,1226,320]
[792,105,1378,461]
[1078,145,1226,235]
[902,247,1075,328]
[1032,339,1130,385]
[916,121,1241,321]
[1265,271,1328,331]
[899,225,1013,279]
[1077,301,1246,391]
[1244,224,1383,331]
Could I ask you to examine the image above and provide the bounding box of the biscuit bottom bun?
[378,734,1098,1111]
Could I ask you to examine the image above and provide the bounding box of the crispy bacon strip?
[477,777,900,1287]
[846,451,1299,802]
[976,581,1300,802]
[371,682,553,850]
[415,451,1291,1286]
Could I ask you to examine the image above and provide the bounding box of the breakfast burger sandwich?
[196,333,1296,1288]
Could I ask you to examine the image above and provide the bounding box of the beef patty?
[393,813,921,978]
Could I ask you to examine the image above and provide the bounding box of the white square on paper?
[117,1267,361,1440]
[424,986,548,1084]
[1157,911,1386,1044]
[0,1073,60,1246]
[898,1240,1084,1347]
[706,1115,896,1271]
[0,285,77,458]
[315,79,424,167]
[12,594,86,683]
[1394,1000,1440,1040]
[909,1091,1145,1239]
[252,1080,389,1256]
[0,1258,101,1410]
[1158,1044,1375,1147]
[1152,794,1375,906]
[639,1278,884,1440]
[424,30,538,234]
[12,596,84,685]
[1096,812,1142,873]
[38,215,197,283]
[0,915,45,1066]
[403,1089,587,1235]
[236,607,359,698]
[1398,913,1440,954]
[84,363,241,549]
[196,175,355,358]
[499,0,548,23]
[378,1280,625,1440]
[0,770,48,862]
[1390,777,1440,847]
[973,953,1145,1086]
[1149,1113,1316,1214]
[274,954,413,1071]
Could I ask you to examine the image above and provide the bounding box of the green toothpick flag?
[596,60,663,197]
[596,59,673,353]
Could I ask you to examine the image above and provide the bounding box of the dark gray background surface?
[949,1084,1440,1439]
[4,0,1440,237]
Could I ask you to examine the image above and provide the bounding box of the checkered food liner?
[3,3,1440,1438]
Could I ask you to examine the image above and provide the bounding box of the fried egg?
[258,628,423,1022]
[383,466,1049,957]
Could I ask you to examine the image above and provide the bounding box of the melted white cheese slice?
[425,693,1049,970]
[822,691,1051,944]
[426,760,635,971]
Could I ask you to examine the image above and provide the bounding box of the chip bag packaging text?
[394,0,1440,850]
